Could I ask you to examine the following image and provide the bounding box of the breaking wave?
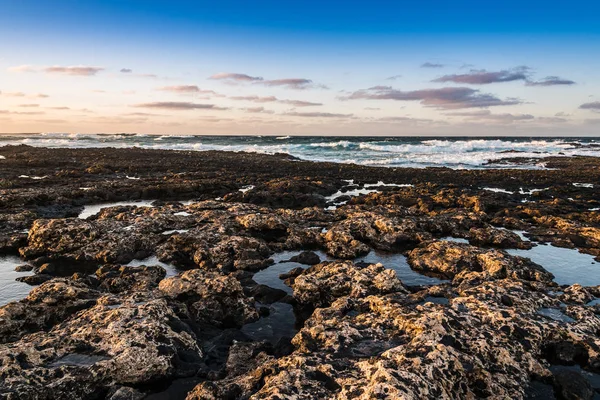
[1,133,599,169]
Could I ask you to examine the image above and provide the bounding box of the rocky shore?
[1,145,600,399]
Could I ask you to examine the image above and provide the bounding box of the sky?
[0,0,599,136]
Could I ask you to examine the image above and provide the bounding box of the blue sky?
[1,0,599,135]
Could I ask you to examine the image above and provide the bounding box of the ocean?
[1,133,599,169]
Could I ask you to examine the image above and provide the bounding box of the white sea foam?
[161,229,190,235]
[2,134,599,170]
[79,200,156,219]
[519,187,549,195]
[573,183,594,188]
[363,181,413,188]
[483,187,514,194]
[239,185,255,193]
[308,140,354,148]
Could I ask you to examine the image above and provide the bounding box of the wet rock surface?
[1,147,600,399]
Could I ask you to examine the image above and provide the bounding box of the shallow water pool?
[507,243,600,286]
[125,256,180,277]
[253,250,333,294]
[0,255,34,306]
[79,200,156,219]
[357,251,448,286]
[241,302,298,344]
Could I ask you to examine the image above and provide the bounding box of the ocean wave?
[1,135,599,170]
[307,140,356,149]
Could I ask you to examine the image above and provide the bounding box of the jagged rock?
[157,232,271,272]
[246,284,288,304]
[292,261,407,308]
[159,269,258,328]
[323,227,370,259]
[0,279,100,343]
[96,264,166,293]
[186,342,275,399]
[14,264,33,272]
[468,226,533,249]
[279,267,304,280]
[407,241,554,283]
[553,369,594,400]
[20,218,162,265]
[106,386,145,400]
[0,299,204,398]
[288,251,321,265]
[236,213,288,240]
[16,273,53,285]
[560,284,596,305]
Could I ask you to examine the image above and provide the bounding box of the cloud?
[34,118,67,124]
[44,65,104,76]
[2,91,24,97]
[421,62,445,68]
[342,86,521,109]
[279,99,322,107]
[210,72,263,82]
[228,96,321,106]
[284,111,353,118]
[526,76,576,86]
[376,116,433,124]
[157,85,220,96]
[18,104,39,107]
[537,117,568,123]
[158,85,201,93]
[448,109,534,122]
[0,91,48,98]
[432,67,530,84]
[125,112,162,117]
[133,102,228,110]
[579,101,600,111]
[117,69,157,79]
[258,78,327,90]
[211,73,326,89]
[7,65,36,73]
[364,107,381,110]
[229,95,278,103]
[48,106,70,110]
[0,110,45,115]
[385,75,402,81]
[241,107,275,114]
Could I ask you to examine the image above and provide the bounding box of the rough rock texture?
[2,147,600,399]
[407,240,554,283]
[292,261,408,307]
[195,263,600,400]
[159,269,258,328]
[20,218,162,266]
[0,299,204,399]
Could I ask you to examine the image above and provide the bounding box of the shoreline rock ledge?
[0,147,599,399]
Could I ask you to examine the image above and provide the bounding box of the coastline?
[1,145,600,399]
